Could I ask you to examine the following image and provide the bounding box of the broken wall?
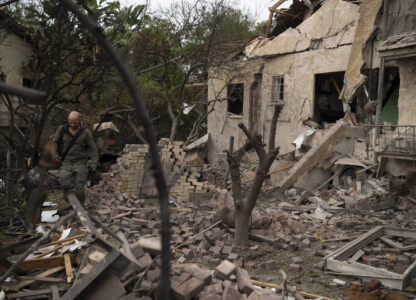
[207,0,359,162]
[395,58,416,125]
[207,59,262,163]
[388,0,416,35]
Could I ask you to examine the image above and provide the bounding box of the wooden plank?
[348,249,365,262]
[8,288,52,299]
[0,236,41,258]
[34,241,74,259]
[264,0,287,37]
[2,266,65,292]
[64,254,74,283]
[17,275,65,283]
[110,211,131,221]
[38,233,86,249]
[12,255,75,273]
[251,279,281,290]
[50,285,60,300]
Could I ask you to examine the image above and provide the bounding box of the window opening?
[227,83,244,115]
[271,75,284,102]
[314,72,346,124]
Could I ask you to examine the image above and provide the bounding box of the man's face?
[68,116,81,131]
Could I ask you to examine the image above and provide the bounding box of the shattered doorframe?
[324,226,416,290]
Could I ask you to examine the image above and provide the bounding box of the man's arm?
[85,129,99,169]
[51,126,62,160]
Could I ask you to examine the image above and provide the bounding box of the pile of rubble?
[2,130,416,299]
[94,142,216,204]
[0,189,305,300]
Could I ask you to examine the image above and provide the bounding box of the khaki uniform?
[51,125,98,202]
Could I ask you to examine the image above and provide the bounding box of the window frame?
[271,75,285,102]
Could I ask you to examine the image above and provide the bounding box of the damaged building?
[2,0,416,299]
[207,0,416,179]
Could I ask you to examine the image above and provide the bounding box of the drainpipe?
[373,0,389,163]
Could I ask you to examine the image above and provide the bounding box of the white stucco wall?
[0,29,32,86]
[0,28,33,122]
[207,0,359,163]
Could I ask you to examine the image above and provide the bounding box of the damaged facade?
[207,0,416,178]
[208,0,360,163]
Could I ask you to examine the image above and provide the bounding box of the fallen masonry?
[1,138,416,299]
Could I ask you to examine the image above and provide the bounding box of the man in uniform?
[52,111,98,203]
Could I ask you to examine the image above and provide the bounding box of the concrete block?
[184,264,212,285]
[172,277,206,300]
[130,242,145,258]
[137,237,162,256]
[171,272,192,289]
[214,260,237,280]
[236,267,255,295]
[222,285,242,300]
[137,252,153,268]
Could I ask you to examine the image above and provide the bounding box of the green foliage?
[131,0,256,141]
[2,0,255,143]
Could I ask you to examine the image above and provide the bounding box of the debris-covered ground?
[1,139,416,300]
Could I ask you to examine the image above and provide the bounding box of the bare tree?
[133,0,255,142]
[227,104,282,246]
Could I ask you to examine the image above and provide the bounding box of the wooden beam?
[0,255,76,274]
[34,241,74,259]
[1,266,64,292]
[110,211,131,221]
[265,0,288,38]
[38,232,86,249]
[8,288,52,299]
[17,275,65,283]
[64,254,74,283]
[50,286,60,300]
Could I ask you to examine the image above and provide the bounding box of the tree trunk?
[31,108,47,167]
[234,207,250,246]
[169,117,178,142]
[228,105,282,246]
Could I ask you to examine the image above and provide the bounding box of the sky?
[123,0,293,24]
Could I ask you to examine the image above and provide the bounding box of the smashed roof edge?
[242,0,360,59]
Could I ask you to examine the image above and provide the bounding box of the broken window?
[22,77,33,88]
[380,67,400,126]
[271,75,284,102]
[314,72,345,124]
[227,83,244,115]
